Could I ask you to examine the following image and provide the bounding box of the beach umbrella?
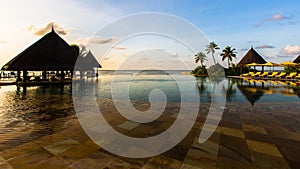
[246,62,262,72]
[262,62,279,71]
[280,61,297,66]
[246,62,262,67]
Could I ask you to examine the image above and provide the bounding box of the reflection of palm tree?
[196,77,206,94]
[220,46,237,68]
[195,52,207,67]
[205,42,219,65]
[222,78,237,102]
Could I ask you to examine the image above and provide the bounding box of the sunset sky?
[1,0,300,69]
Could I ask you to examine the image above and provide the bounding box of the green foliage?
[70,44,80,56]
[191,66,207,77]
[220,46,237,68]
[284,66,299,74]
[205,42,219,64]
[195,52,207,67]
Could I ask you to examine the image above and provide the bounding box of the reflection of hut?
[293,54,300,63]
[74,50,101,79]
[237,47,267,67]
[237,84,265,105]
[1,27,78,83]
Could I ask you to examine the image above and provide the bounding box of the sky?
[1,0,300,69]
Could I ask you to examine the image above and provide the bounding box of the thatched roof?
[85,51,101,68]
[293,54,300,63]
[74,50,101,71]
[237,47,267,67]
[2,28,78,71]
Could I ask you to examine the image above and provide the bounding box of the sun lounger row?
[241,72,300,79]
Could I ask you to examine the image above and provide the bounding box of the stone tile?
[192,140,219,156]
[34,156,69,169]
[67,151,113,169]
[0,156,13,169]
[286,159,300,169]
[219,135,251,164]
[180,163,202,169]
[104,158,135,169]
[84,139,101,149]
[0,142,42,160]
[246,139,283,158]
[220,126,245,139]
[183,148,218,169]
[117,121,140,131]
[0,163,14,169]
[58,144,98,164]
[242,124,267,135]
[44,138,79,156]
[143,155,182,169]
[218,156,255,169]
[249,151,290,169]
[277,144,300,162]
[7,149,53,169]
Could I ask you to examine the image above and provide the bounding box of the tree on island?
[205,42,220,65]
[220,46,237,68]
[195,52,207,67]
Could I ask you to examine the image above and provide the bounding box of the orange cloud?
[25,21,70,36]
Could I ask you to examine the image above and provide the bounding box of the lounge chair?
[259,72,269,77]
[268,72,279,78]
[295,74,300,79]
[251,72,261,77]
[275,72,286,78]
[241,72,254,77]
[286,72,298,79]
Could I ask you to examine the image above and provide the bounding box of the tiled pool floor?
[0,101,300,169]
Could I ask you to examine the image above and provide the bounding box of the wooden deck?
[17,80,72,86]
[228,76,300,82]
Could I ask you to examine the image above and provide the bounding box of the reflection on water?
[0,75,299,148]
[0,85,74,149]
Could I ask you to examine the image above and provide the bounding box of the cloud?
[276,55,294,58]
[246,40,259,43]
[255,45,275,49]
[0,41,6,44]
[25,21,70,36]
[255,13,290,27]
[113,46,126,50]
[278,45,300,56]
[239,48,249,51]
[76,36,117,46]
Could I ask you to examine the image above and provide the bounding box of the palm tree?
[220,46,237,68]
[195,52,207,67]
[205,42,220,65]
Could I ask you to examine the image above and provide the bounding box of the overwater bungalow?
[237,47,267,67]
[1,27,101,86]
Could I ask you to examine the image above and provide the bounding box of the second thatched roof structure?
[293,54,300,63]
[237,47,267,67]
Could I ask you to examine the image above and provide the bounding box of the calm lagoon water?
[0,72,300,168]
[1,74,300,138]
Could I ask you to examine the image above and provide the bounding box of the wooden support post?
[43,70,47,80]
[61,70,65,81]
[80,71,83,80]
[23,70,27,83]
[17,71,21,82]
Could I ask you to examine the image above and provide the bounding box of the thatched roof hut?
[237,47,267,67]
[293,54,300,63]
[85,50,101,68]
[74,50,101,71]
[2,28,78,71]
